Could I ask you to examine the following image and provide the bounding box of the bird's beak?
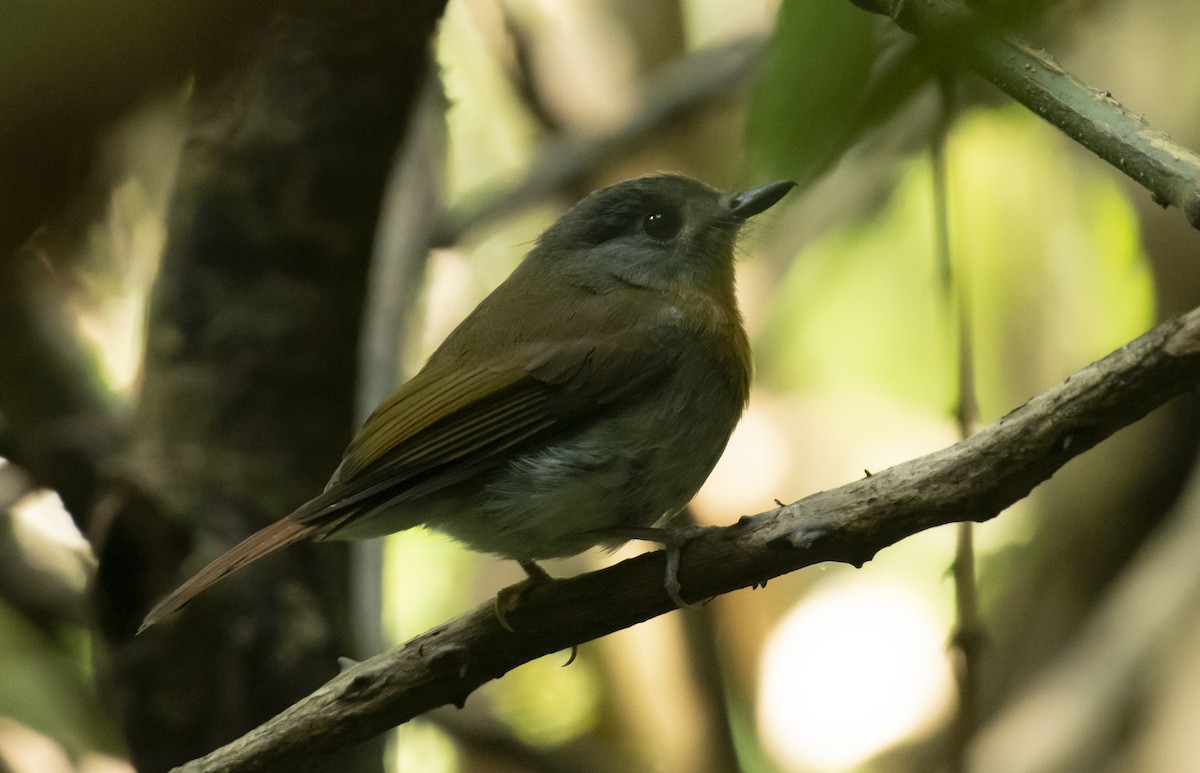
[726,180,797,219]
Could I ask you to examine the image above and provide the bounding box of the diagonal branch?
[173,305,1200,772]
[849,0,1200,230]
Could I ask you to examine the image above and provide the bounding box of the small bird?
[139,173,795,633]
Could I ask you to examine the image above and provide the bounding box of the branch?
[173,306,1200,772]
[849,0,1200,230]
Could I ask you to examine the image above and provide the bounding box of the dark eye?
[642,209,681,240]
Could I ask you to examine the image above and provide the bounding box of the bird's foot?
[597,525,717,609]
[495,559,554,632]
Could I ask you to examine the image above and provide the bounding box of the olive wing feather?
[292,329,681,530]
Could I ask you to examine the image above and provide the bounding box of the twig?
[847,0,1200,229]
[930,72,983,771]
[676,506,743,773]
[172,306,1200,772]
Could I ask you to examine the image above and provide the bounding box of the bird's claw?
[597,524,717,609]
[495,560,553,632]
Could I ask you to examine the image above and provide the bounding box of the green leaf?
[757,105,1156,421]
[747,0,884,188]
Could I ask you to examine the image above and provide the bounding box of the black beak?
[726,180,797,218]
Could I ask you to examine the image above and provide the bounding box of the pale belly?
[333,353,745,561]
[434,388,740,560]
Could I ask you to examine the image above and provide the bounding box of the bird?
[139,173,795,634]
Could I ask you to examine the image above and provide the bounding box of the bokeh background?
[2,0,1199,771]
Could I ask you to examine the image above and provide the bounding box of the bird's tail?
[138,516,315,634]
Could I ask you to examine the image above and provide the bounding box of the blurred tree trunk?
[90,1,448,770]
[0,2,262,261]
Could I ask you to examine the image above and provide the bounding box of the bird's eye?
[642,209,681,240]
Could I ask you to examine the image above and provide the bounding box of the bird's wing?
[291,328,681,529]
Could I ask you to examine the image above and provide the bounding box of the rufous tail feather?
[138,517,315,634]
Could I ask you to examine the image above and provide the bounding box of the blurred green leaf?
[757,105,1155,421]
[747,0,881,188]
[489,652,603,747]
[0,600,125,758]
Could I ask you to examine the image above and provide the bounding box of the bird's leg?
[495,559,554,632]
[596,525,718,609]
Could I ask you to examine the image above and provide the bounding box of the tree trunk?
[92,2,448,769]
